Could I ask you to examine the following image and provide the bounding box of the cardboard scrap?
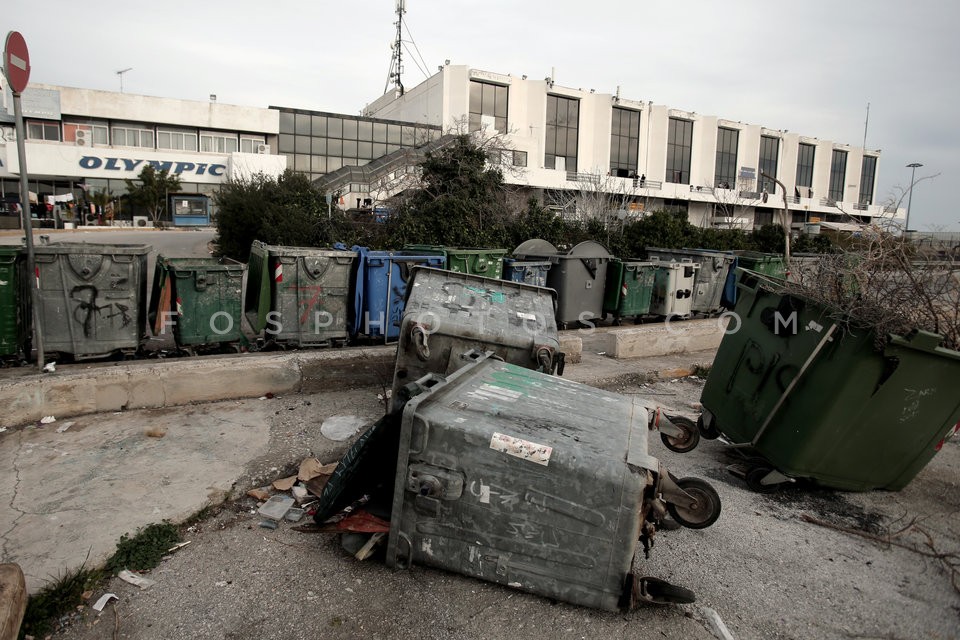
[272,475,297,491]
[297,457,337,482]
[247,488,271,501]
[144,427,167,438]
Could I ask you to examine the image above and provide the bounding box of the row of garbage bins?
[0,239,786,361]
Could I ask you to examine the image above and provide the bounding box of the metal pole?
[905,162,922,233]
[13,91,44,370]
[760,171,791,268]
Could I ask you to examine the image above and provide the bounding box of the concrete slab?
[593,317,730,359]
[0,400,272,594]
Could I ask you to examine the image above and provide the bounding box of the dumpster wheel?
[660,416,700,453]
[666,477,722,529]
[697,414,721,440]
[744,459,782,493]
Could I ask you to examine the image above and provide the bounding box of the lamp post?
[904,162,923,233]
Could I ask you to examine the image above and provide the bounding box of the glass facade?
[859,155,877,205]
[758,135,779,193]
[545,94,579,172]
[469,80,508,133]
[609,107,640,175]
[276,108,441,181]
[158,129,198,151]
[714,127,738,188]
[796,143,815,189]
[666,117,693,184]
[829,149,847,201]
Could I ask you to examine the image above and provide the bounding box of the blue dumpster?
[502,258,552,287]
[351,247,446,341]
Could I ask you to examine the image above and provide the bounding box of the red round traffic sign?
[3,31,30,94]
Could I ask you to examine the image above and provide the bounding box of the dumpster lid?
[567,240,611,258]
[33,242,151,255]
[513,238,558,256]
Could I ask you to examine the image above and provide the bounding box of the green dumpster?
[149,256,245,352]
[244,240,356,347]
[734,251,785,278]
[699,270,960,491]
[402,244,506,278]
[603,259,656,322]
[0,246,29,361]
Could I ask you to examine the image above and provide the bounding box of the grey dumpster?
[245,240,356,347]
[645,248,735,315]
[512,239,611,328]
[32,242,150,360]
[385,351,722,610]
[390,267,562,411]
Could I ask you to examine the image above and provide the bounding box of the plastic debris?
[285,507,305,522]
[258,495,295,521]
[258,520,277,530]
[167,541,191,553]
[292,485,309,503]
[320,415,367,441]
[56,421,75,433]
[43,361,56,373]
[118,570,155,590]
[215,580,229,587]
[40,416,56,424]
[92,593,118,612]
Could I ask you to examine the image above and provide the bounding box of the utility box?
[32,242,150,360]
[244,240,356,347]
[390,267,562,412]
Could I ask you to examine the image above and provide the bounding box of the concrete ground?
[0,345,957,640]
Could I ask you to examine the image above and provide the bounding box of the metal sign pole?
[12,91,44,370]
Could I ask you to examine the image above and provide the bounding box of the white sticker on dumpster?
[516,311,537,321]
[490,432,552,466]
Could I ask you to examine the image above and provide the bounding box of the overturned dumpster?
[315,351,722,611]
[699,269,960,492]
[390,267,564,411]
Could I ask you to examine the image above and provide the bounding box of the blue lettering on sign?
[76,156,229,179]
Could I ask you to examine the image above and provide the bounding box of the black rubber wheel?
[666,477,722,529]
[697,414,721,440]
[643,578,697,604]
[660,416,700,453]
[745,462,781,493]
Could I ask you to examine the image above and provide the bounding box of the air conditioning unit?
[75,129,90,146]
[256,143,270,154]
[133,215,152,228]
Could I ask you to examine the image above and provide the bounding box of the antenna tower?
[384,0,406,95]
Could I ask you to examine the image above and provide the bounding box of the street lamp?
[904,162,923,233]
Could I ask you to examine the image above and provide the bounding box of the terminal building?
[1,65,901,231]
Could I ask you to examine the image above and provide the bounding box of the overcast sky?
[6,0,959,229]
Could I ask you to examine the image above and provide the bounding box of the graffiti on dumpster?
[70,285,132,337]
[900,387,937,423]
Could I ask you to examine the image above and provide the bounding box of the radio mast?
[384,0,406,95]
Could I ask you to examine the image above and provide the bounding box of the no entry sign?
[3,31,30,93]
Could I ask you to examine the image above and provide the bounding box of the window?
[157,129,198,151]
[200,133,238,153]
[714,127,739,188]
[240,137,266,153]
[666,117,692,184]
[111,125,153,148]
[469,80,508,133]
[758,135,779,193]
[513,150,528,167]
[545,94,579,172]
[63,122,109,145]
[27,121,61,141]
[796,143,815,189]
[859,155,877,205]
[610,107,640,174]
[829,149,847,201]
